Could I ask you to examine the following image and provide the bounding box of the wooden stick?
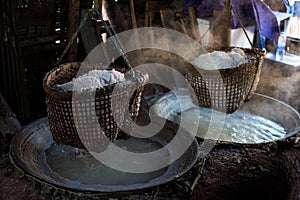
[159,10,171,58]
[190,158,206,194]
[180,18,189,36]
[145,1,149,26]
[188,7,200,41]
[129,0,143,65]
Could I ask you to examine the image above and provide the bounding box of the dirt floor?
[2,128,300,200]
[0,137,50,200]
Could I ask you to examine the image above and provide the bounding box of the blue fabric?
[294,1,300,16]
[183,0,280,42]
[283,0,300,16]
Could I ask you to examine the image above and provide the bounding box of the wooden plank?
[22,43,65,55]
[18,34,66,47]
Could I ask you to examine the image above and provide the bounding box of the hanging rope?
[55,8,136,79]
[92,8,136,79]
[198,0,257,54]
[231,3,257,55]
[197,12,224,44]
[54,12,90,66]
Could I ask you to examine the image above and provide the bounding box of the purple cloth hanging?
[183,0,224,18]
[183,0,254,27]
[230,0,255,28]
[183,0,280,42]
[251,0,280,42]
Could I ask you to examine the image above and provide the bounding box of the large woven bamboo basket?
[43,62,148,151]
[185,46,266,113]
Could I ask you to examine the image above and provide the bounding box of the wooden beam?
[18,35,66,47]
[22,43,65,56]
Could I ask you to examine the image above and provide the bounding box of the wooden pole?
[94,0,102,10]
[224,0,232,45]
[66,0,81,62]
[188,7,200,42]
[210,0,232,46]
[129,0,143,66]
[129,0,138,28]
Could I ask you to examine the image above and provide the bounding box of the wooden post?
[66,0,81,62]
[129,0,138,28]
[210,0,232,46]
[223,0,232,45]
[128,0,144,66]
[94,0,102,10]
[188,7,200,42]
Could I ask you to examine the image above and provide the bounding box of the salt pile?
[56,69,126,92]
[192,48,249,70]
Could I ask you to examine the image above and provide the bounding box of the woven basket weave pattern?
[43,62,147,151]
[185,47,265,113]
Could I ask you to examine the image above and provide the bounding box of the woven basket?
[43,62,148,151]
[185,46,265,113]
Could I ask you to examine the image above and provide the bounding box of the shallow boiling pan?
[153,91,300,143]
[10,117,199,194]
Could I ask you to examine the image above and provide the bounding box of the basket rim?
[203,46,266,56]
[184,46,266,113]
[188,46,266,73]
[43,62,149,100]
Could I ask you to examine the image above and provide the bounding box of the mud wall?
[256,59,300,113]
